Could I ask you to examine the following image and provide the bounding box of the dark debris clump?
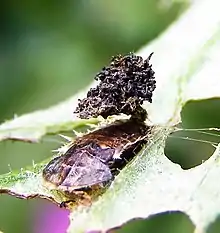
[74,53,156,121]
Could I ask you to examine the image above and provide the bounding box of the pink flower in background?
[34,201,69,233]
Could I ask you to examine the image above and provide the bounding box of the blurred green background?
[2,1,220,233]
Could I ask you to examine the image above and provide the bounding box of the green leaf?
[0,0,220,232]
[67,0,220,232]
[0,158,72,205]
[0,84,102,205]
[0,87,99,142]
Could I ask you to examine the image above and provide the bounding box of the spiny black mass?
[74,53,156,120]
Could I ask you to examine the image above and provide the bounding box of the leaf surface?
[0,0,220,232]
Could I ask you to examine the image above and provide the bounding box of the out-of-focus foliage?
[0,1,186,233]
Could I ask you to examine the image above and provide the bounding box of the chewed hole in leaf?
[164,99,220,169]
[181,98,220,129]
[108,211,195,233]
[165,130,217,169]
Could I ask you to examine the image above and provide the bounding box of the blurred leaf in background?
[0,0,186,232]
